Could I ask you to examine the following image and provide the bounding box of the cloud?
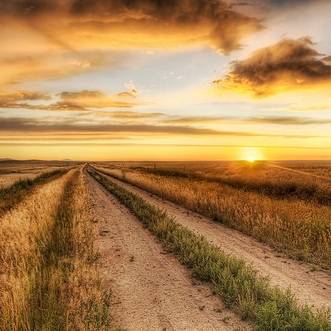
[164,115,331,125]
[213,37,331,96]
[57,89,140,109]
[0,116,322,139]
[0,50,128,87]
[0,117,226,135]
[245,116,331,125]
[163,116,227,124]
[96,111,164,119]
[0,0,262,54]
[0,90,50,108]
[0,88,141,111]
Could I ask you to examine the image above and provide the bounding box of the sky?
[1,0,331,161]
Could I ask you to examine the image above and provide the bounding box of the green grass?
[0,168,69,217]
[89,168,331,331]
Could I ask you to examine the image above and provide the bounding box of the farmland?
[1,160,331,330]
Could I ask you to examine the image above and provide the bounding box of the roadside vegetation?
[0,167,110,331]
[89,168,331,331]
[96,166,331,269]
[0,168,69,217]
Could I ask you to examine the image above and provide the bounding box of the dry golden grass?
[0,173,40,189]
[0,167,110,330]
[0,171,73,331]
[106,161,331,205]
[0,166,71,190]
[30,167,110,330]
[101,167,331,269]
[0,168,70,218]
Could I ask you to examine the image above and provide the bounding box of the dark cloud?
[0,117,229,135]
[59,90,103,99]
[0,117,321,139]
[246,116,331,125]
[0,0,262,53]
[213,37,331,96]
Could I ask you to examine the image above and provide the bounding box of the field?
[1,160,331,330]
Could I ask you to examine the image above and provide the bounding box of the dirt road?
[85,172,250,331]
[103,173,331,311]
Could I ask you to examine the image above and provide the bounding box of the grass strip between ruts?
[0,168,70,217]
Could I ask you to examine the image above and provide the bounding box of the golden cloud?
[213,37,331,96]
[58,89,140,109]
[0,0,262,54]
[96,111,164,119]
[0,88,141,111]
[0,50,129,87]
[163,115,331,125]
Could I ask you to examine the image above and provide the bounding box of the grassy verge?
[96,167,331,269]
[29,169,110,330]
[89,168,331,331]
[0,168,70,217]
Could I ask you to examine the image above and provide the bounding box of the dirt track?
[85,172,250,331]
[103,173,331,311]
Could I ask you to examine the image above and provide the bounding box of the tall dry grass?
[0,168,69,218]
[0,167,110,330]
[29,168,110,330]
[0,166,67,190]
[129,163,331,205]
[0,171,73,331]
[100,167,331,269]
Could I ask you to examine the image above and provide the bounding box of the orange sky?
[0,0,331,160]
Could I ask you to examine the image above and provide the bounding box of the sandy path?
[103,173,331,311]
[85,173,250,331]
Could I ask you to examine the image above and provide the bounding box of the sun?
[239,147,264,163]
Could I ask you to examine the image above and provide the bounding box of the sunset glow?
[0,1,331,161]
[240,147,264,163]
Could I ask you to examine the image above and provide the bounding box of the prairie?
[89,167,331,330]
[1,161,330,331]
[95,162,331,268]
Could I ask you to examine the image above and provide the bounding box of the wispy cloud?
[0,117,323,139]
[96,111,164,119]
[0,88,142,111]
[163,115,331,125]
